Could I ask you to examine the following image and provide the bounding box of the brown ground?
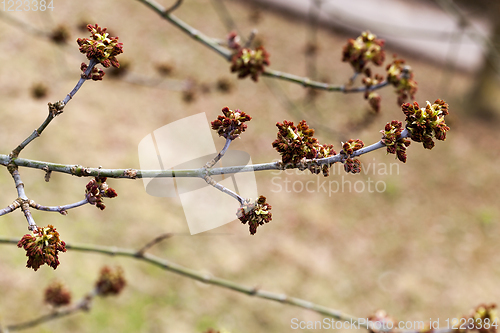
[0,1,499,332]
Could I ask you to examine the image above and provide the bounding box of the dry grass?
[0,0,499,332]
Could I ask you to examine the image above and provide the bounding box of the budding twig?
[9,59,98,159]
[135,0,394,95]
[202,174,245,204]
[204,138,232,169]
[0,131,404,180]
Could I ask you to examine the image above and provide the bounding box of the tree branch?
[0,237,359,324]
[0,131,406,180]
[134,0,392,94]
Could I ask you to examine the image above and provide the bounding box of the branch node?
[123,169,138,179]
[48,101,65,117]
[42,165,52,182]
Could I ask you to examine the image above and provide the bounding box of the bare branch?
[8,168,37,231]
[204,138,232,169]
[0,200,21,217]
[29,198,89,215]
[10,59,98,159]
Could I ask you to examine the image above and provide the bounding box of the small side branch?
[136,0,233,60]
[9,59,98,159]
[204,138,232,169]
[202,174,245,204]
[4,290,98,332]
[0,200,21,217]
[136,233,173,256]
[165,0,182,14]
[9,168,37,231]
[29,198,89,215]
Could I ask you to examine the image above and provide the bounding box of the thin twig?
[165,0,182,14]
[0,200,21,217]
[202,174,245,204]
[9,169,37,231]
[4,290,98,332]
[136,0,233,60]
[204,138,232,169]
[10,59,98,159]
[136,233,173,255]
[29,198,89,215]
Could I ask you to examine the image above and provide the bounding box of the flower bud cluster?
[237,196,272,235]
[211,107,252,140]
[272,120,337,176]
[341,139,364,174]
[17,225,67,271]
[342,31,385,73]
[402,99,450,150]
[381,120,411,163]
[44,281,72,307]
[95,266,126,296]
[77,24,123,69]
[230,45,270,82]
[85,177,118,210]
[386,56,418,105]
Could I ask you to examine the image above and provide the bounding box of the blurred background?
[0,0,499,332]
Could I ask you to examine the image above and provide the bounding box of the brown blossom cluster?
[342,31,385,73]
[85,177,118,210]
[386,56,418,105]
[95,266,126,296]
[44,281,72,307]
[402,99,450,150]
[211,107,252,140]
[77,24,123,69]
[237,196,272,235]
[230,45,270,82]
[381,120,411,163]
[341,139,364,174]
[17,225,67,271]
[272,120,336,176]
[80,62,106,81]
